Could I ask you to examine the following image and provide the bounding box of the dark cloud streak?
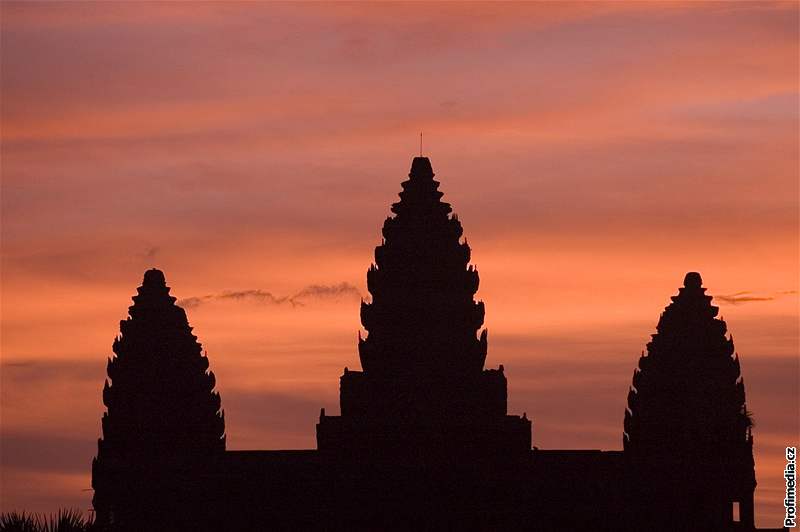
[715,290,797,305]
[178,282,362,309]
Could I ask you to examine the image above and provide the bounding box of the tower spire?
[420,131,423,156]
[317,155,530,457]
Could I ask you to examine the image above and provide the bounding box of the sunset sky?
[1,2,798,527]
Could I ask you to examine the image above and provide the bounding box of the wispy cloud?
[1,2,797,525]
[177,282,362,309]
[141,246,159,260]
[715,290,797,306]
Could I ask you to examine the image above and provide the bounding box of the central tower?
[317,157,531,457]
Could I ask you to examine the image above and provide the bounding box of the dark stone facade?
[92,157,757,531]
[92,269,225,528]
[623,271,756,529]
[317,156,530,458]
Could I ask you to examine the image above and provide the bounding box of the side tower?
[317,157,530,457]
[92,269,225,528]
[623,272,755,530]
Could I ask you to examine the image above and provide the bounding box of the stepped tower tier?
[318,157,531,456]
[623,272,755,529]
[360,156,486,378]
[95,269,225,459]
[92,269,225,529]
[623,272,752,454]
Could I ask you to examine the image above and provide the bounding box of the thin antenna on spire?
[420,131,423,156]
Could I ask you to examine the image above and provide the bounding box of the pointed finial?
[420,131,423,156]
[683,272,702,289]
[409,156,434,179]
[143,268,166,287]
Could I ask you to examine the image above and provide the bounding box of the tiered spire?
[98,269,225,458]
[359,157,487,377]
[318,157,530,453]
[624,272,752,454]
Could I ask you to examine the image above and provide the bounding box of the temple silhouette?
[92,157,757,530]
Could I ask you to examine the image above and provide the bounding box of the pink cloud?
[1,2,797,527]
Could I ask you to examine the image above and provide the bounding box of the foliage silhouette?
[0,509,94,532]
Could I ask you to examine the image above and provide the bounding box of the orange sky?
[1,2,798,527]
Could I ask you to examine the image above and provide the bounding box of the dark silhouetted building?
[92,269,225,528]
[623,271,756,529]
[317,156,531,458]
[92,157,757,531]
